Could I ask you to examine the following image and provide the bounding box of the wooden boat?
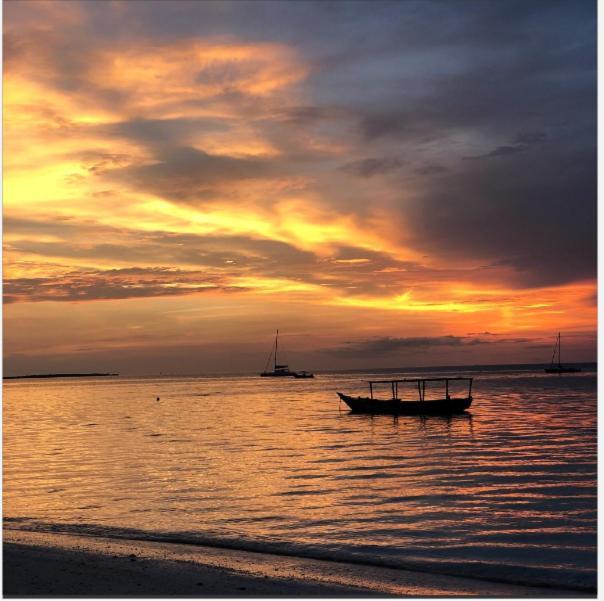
[260,330,314,378]
[544,332,581,374]
[337,377,473,415]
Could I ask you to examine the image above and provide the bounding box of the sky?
[3,0,597,375]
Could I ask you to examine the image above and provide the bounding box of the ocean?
[3,364,597,591]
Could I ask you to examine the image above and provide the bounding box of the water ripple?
[3,367,596,590]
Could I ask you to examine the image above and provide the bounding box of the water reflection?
[346,411,474,438]
[3,369,596,589]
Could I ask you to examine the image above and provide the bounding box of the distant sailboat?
[260,330,314,378]
[544,332,581,374]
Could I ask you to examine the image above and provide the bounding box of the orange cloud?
[3,6,596,372]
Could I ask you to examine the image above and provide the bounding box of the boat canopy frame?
[363,377,473,401]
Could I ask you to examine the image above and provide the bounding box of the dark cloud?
[339,157,402,178]
[331,4,595,289]
[4,218,317,272]
[101,118,228,148]
[4,216,91,238]
[3,267,246,304]
[415,164,448,176]
[327,334,532,357]
[465,144,529,160]
[108,146,272,202]
[276,105,351,125]
[463,130,549,160]
[404,141,596,287]
[75,151,133,174]
[297,3,594,292]
[332,335,468,357]
[194,58,261,88]
[514,131,548,145]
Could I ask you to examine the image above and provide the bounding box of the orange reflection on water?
[3,369,596,591]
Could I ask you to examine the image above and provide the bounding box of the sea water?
[3,365,597,590]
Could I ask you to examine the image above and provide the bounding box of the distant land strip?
[4,373,119,380]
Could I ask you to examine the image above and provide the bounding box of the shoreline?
[4,373,118,380]
[3,529,593,597]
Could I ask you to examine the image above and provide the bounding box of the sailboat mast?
[275,329,279,370]
[550,335,557,366]
[558,332,561,367]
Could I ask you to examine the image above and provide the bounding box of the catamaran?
[544,332,581,374]
[337,377,473,415]
[260,330,314,378]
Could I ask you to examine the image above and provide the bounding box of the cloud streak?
[327,334,532,357]
[4,267,249,304]
[339,157,403,178]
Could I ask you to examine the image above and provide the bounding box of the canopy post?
[363,377,472,402]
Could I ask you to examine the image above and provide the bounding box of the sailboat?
[544,332,581,374]
[260,330,314,378]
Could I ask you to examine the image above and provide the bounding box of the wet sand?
[3,529,592,597]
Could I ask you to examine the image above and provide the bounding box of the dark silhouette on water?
[293,371,314,379]
[544,332,581,374]
[337,377,473,415]
[260,330,314,378]
[4,373,119,380]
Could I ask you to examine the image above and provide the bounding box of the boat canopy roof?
[365,376,472,385]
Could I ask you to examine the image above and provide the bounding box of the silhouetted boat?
[337,377,473,415]
[544,332,581,374]
[260,330,314,378]
[293,371,314,379]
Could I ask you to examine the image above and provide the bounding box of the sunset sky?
[4,0,596,375]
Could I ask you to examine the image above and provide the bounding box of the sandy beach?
[3,529,592,597]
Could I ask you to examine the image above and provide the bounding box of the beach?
[4,529,591,597]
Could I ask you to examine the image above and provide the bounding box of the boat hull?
[260,371,295,377]
[544,367,581,374]
[337,392,472,415]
